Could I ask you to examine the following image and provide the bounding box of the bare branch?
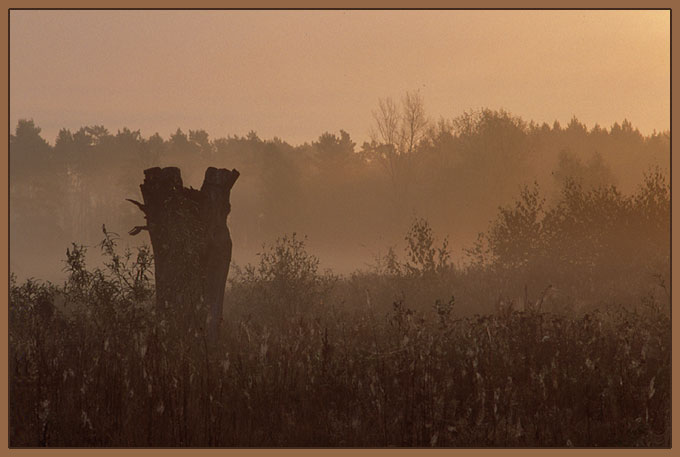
[126,198,146,213]
[128,225,148,236]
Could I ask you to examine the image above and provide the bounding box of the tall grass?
[9,236,670,447]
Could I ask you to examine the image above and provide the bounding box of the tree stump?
[128,166,239,339]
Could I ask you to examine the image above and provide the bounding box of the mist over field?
[8,106,670,284]
[9,10,670,448]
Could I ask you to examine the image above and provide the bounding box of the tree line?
[10,93,670,281]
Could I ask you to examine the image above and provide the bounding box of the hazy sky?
[10,10,669,145]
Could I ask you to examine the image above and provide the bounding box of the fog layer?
[9,98,669,283]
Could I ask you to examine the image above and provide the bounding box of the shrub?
[403,217,451,278]
[228,233,337,321]
[465,170,670,312]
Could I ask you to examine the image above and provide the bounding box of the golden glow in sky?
[10,10,670,144]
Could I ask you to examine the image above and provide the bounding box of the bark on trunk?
[129,166,239,339]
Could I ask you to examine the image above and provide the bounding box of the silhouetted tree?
[129,166,239,340]
[369,90,429,196]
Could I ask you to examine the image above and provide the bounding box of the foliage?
[467,182,544,270]
[466,170,670,311]
[229,233,337,319]
[403,217,451,277]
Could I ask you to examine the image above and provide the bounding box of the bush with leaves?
[466,169,669,312]
[228,233,337,321]
[403,217,452,278]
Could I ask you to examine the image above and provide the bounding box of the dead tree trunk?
[128,166,239,339]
